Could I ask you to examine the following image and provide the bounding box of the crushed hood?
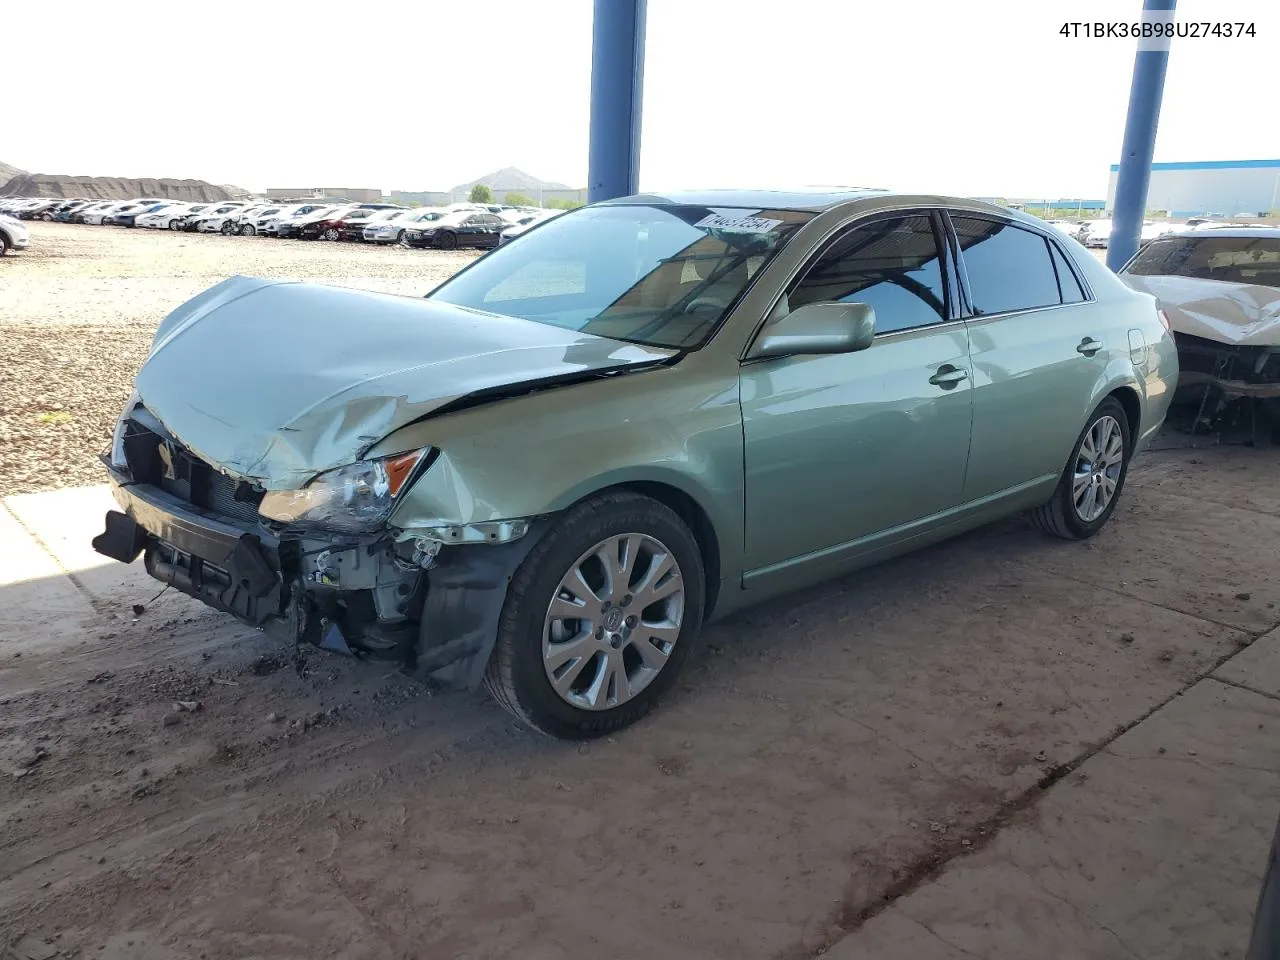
[135,276,676,489]
[1124,274,1280,347]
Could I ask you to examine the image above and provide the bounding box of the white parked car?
[135,202,193,229]
[234,205,291,236]
[195,203,253,233]
[82,202,134,225]
[0,214,30,255]
[262,203,331,236]
[1080,219,1113,248]
[498,209,565,245]
[362,207,444,244]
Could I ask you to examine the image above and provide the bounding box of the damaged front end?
[92,403,543,688]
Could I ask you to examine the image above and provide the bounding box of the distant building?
[974,198,1106,215]
[266,187,383,203]
[1105,160,1280,216]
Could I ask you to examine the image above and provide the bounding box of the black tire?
[484,491,706,739]
[395,229,406,244]
[0,233,10,256]
[1030,397,1132,540]
[168,219,181,231]
[436,230,458,250]
[41,213,53,221]
[240,224,255,236]
[322,227,340,241]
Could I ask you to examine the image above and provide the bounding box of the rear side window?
[1049,243,1087,303]
[788,214,948,335]
[952,217,1062,315]
[1125,236,1280,287]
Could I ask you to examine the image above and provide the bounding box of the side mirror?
[749,302,877,360]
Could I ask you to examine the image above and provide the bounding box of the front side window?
[430,204,812,348]
[1124,235,1280,287]
[952,217,1062,315]
[788,214,947,334]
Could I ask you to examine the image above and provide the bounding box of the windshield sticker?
[694,213,783,234]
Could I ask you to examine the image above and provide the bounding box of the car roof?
[598,188,1025,220]
[1174,226,1280,240]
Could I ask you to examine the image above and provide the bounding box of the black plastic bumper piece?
[412,521,548,690]
[93,480,286,626]
[91,509,148,563]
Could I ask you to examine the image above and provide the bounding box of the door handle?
[1077,337,1103,356]
[928,365,969,388]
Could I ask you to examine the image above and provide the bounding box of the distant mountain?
[449,167,573,196]
[0,160,27,186]
[0,173,236,202]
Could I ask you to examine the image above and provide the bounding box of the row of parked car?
[0,196,563,250]
[1050,216,1262,249]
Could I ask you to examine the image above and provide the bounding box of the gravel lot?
[0,222,479,495]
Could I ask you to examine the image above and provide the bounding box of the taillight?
[1157,309,1172,332]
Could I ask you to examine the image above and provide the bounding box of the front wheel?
[0,234,10,256]
[435,230,458,250]
[484,492,705,739]
[1030,397,1131,540]
[168,219,181,231]
[240,223,255,236]
[322,227,340,241]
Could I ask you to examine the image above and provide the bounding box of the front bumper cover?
[92,469,546,689]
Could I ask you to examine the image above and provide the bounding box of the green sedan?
[92,190,1178,738]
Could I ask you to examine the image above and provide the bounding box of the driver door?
[740,212,974,586]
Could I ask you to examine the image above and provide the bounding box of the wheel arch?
[585,480,723,621]
[1105,385,1142,451]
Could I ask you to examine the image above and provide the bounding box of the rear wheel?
[0,234,10,256]
[1030,397,1131,540]
[168,219,181,231]
[484,492,705,738]
[322,227,340,241]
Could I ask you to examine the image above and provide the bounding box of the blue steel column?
[1107,0,1176,270]
[587,0,647,203]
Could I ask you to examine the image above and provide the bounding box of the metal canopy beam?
[1107,0,1177,270]
[587,0,647,203]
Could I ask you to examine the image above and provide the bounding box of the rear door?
[946,213,1108,500]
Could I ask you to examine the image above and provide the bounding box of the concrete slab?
[1215,627,1280,698]
[827,679,1280,960]
[0,504,62,586]
[0,503,97,654]
[4,484,159,603]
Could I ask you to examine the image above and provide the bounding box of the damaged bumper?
[92,467,545,689]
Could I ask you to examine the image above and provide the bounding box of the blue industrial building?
[1105,159,1280,217]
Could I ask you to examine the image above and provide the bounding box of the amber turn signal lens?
[384,451,425,497]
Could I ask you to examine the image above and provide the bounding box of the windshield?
[1125,235,1280,287]
[430,204,811,348]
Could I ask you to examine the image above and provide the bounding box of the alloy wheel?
[542,533,685,711]
[1072,415,1125,522]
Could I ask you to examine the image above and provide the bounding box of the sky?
[4,0,1276,200]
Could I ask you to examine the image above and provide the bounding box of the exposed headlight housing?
[257,449,430,533]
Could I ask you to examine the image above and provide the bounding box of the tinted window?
[1050,242,1086,303]
[952,217,1061,315]
[788,215,947,334]
[1124,235,1280,287]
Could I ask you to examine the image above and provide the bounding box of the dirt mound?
[0,173,236,202]
[0,159,26,184]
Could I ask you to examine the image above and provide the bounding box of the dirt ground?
[2,223,1278,959]
[0,223,479,496]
